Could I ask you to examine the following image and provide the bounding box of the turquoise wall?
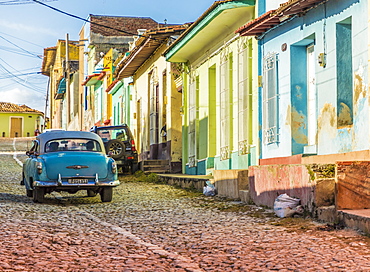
[260,0,368,159]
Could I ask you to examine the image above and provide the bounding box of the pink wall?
[249,164,315,210]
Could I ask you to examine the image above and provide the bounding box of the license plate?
[68,179,88,184]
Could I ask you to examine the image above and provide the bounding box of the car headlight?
[36,161,43,174]
[111,161,117,174]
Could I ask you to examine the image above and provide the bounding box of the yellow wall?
[133,42,182,162]
[0,112,43,137]
[104,49,114,122]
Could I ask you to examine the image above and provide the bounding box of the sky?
[0,0,215,113]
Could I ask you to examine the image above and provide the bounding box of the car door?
[24,140,39,188]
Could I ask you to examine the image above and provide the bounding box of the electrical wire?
[0,31,44,48]
[31,0,170,41]
[0,58,46,94]
[0,71,41,79]
[0,0,56,5]
[31,0,144,37]
[0,35,42,59]
[0,45,41,58]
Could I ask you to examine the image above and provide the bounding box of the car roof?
[37,130,103,143]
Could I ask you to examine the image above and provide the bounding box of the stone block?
[239,190,251,204]
[316,206,338,223]
[315,178,335,207]
[213,170,248,199]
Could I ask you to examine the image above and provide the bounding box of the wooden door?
[10,117,22,137]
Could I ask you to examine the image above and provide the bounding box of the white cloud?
[0,88,46,113]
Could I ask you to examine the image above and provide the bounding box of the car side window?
[115,130,128,141]
[98,130,111,142]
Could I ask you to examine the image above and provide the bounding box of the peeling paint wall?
[249,163,335,213]
[260,0,368,160]
[249,164,314,211]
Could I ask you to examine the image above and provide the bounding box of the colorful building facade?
[165,0,258,174]
[238,0,368,164]
[0,102,43,137]
[41,39,79,130]
[113,26,188,172]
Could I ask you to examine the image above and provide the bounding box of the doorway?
[10,117,22,137]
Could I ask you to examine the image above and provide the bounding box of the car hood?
[42,152,109,180]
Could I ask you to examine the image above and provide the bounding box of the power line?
[0,31,44,48]
[0,71,41,79]
[0,0,56,5]
[0,57,46,94]
[32,0,142,37]
[0,45,41,58]
[0,35,42,59]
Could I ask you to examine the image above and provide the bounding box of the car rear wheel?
[100,187,113,202]
[33,188,45,203]
[106,139,125,159]
[130,163,139,174]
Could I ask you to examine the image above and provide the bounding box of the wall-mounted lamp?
[318,53,326,67]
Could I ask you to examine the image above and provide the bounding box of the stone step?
[337,209,370,234]
[141,160,170,173]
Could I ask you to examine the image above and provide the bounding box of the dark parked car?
[90,124,139,174]
[21,130,119,203]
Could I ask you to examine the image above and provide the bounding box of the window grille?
[220,52,230,160]
[237,40,252,155]
[188,75,197,167]
[149,72,159,145]
[263,53,279,144]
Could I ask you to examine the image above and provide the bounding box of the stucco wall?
[214,169,249,199]
[0,113,42,137]
[260,0,368,160]
[248,164,314,210]
[336,161,370,210]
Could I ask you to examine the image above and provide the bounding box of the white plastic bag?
[273,193,301,218]
[203,180,216,196]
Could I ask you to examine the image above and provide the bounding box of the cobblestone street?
[0,138,370,271]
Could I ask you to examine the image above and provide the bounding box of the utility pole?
[43,75,50,131]
[65,33,70,128]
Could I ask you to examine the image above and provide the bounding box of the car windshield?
[45,139,102,152]
[96,128,128,142]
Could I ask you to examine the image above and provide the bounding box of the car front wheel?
[33,188,45,203]
[87,190,97,197]
[100,187,113,202]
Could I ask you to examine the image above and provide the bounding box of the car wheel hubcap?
[110,142,122,155]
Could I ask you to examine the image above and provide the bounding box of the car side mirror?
[26,151,39,157]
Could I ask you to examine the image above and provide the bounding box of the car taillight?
[36,162,43,174]
[131,139,136,151]
[111,161,117,174]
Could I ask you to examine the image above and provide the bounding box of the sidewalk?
[158,173,212,192]
[159,173,370,235]
[338,209,370,234]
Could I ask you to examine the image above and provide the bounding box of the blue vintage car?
[21,130,120,203]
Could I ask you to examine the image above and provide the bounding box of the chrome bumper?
[33,179,120,187]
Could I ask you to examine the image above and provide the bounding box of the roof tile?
[0,102,43,114]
